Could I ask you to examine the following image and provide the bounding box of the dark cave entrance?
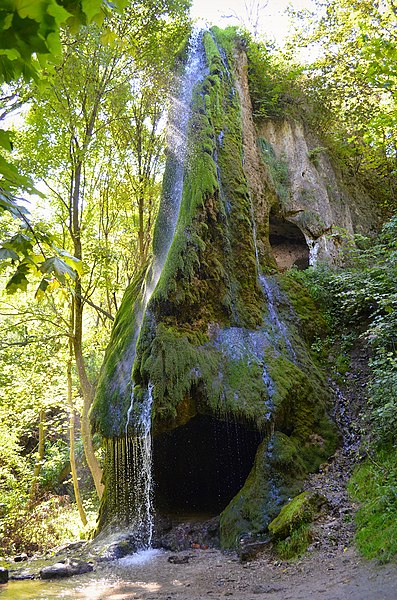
[269,211,310,271]
[152,415,263,518]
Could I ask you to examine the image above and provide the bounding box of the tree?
[290,0,397,196]
[1,1,190,506]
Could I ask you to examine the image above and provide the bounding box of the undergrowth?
[288,215,397,562]
[348,447,397,562]
[0,494,97,557]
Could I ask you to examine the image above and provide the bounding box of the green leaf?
[5,265,29,293]
[47,0,72,25]
[0,129,13,151]
[0,247,19,261]
[0,192,30,218]
[7,233,33,255]
[53,246,84,276]
[40,256,77,283]
[81,0,103,23]
[35,276,51,300]
[14,0,46,21]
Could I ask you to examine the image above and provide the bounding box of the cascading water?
[125,384,154,548]
[119,29,207,548]
[247,187,297,362]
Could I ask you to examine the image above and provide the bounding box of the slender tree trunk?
[138,189,145,265]
[72,292,104,499]
[29,408,45,502]
[67,336,87,526]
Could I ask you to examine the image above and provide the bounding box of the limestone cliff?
[233,49,380,270]
[89,28,383,549]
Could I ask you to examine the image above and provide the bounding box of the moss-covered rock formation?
[91,28,338,547]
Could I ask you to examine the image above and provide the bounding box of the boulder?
[268,491,327,541]
[0,567,9,584]
[14,553,28,562]
[40,559,93,579]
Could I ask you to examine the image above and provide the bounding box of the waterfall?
[246,188,296,362]
[125,384,155,549]
[119,29,206,548]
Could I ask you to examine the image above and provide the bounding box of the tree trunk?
[29,408,45,502]
[67,337,87,526]
[69,159,103,498]
[72,290,104,499]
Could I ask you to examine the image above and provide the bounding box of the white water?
[121,29,206,549]
[125,27,206,433]
[117,547,162,566]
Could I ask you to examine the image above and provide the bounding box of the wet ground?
[1,546,396,600]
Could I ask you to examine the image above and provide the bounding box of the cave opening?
[152,414,263,519]
[269,211,309,271]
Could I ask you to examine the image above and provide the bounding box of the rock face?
[90,27,378,548]
[233,49,380,269]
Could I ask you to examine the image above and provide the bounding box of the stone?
[239,538,270,563]
[268,491,327,541]
[40,559,93,579]
[168,555,190,564]
[14,553,28,562]
[0,567,9,584]
[9,571,35,580]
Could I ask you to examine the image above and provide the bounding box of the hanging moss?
[90,265,148,437]
[134,322,271,435]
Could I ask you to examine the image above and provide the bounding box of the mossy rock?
[93,28,340,539]
[220,433,309,549]
[268,491,327,541]
[278,271,329,343]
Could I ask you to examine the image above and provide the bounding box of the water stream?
[119,28,207,549]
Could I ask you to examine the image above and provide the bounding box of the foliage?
[0,0,125,279]
[1,494,97,556]
[242,32,304,119]
[0,0,191,553]
[290,0,397,206]
[290,215,397,561]
[0,0,190,290]
[348,446,397,562]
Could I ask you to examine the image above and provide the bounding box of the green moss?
[134,323,270,435]
[220,432,308,548]
[268,491,325,540]
[348,446,397,562]
[268,354,338,470]
[278,271,329,342]
[269,491,327,559]
[90,265,148,437]
[275,523,313,560]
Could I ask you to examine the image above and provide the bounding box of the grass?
[348,446,397,562]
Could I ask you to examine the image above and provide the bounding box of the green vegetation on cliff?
[291,215,397,561]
